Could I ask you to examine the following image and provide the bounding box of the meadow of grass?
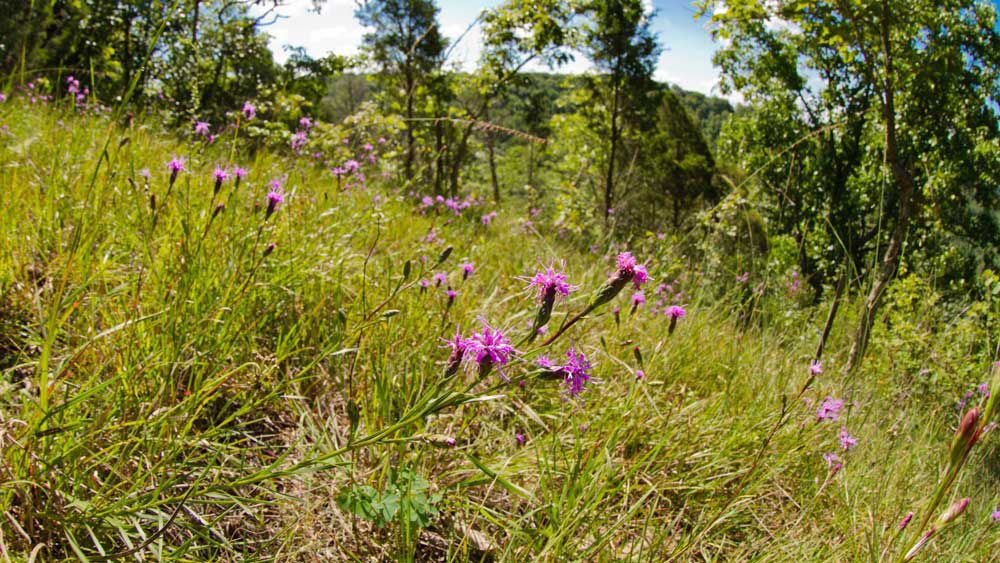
[0,99,999,561]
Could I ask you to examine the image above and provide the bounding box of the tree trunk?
[192,0,200,43]
[847,0,916,372]
[404,69,415,181]
[604,84,620,226]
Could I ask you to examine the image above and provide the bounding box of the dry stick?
[815,271,847,362]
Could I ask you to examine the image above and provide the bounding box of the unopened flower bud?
[950,407,980,464]
[937,497,970,525]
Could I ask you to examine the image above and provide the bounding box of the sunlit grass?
[0,99,998,561]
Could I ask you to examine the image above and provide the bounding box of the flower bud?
[263,242,275,257]
[936,497,970,525]
[950,407,980,465]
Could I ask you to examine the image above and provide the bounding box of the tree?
[577,0,660,226]
[704,0,1000,369]
[356,0,448,181]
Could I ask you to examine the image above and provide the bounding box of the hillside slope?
[0,101,997,561]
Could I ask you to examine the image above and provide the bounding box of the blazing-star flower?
[194,121,210,136]
[265,181,285,219]
[443,327,472,377]
[291,131,308,151]
[635,369,645,381]
[992,509,1000,523]
[242,101,256,120]
[839,427,857,451]
[979,382,990,397]
[515,433,526,446]
[615,252,649,289]
[0,93,6,103]
[168,157,185,173]
[816,396,844,422]
[665,305,686,319]
[212,167,229,193]
[481,211,498,226]
[460,262,475,279]
[433,272,448,286]
[344,159,360,173]
[167,156,185,185]
[537,356,555,369]
[138,168,151,180]
[823,452,842,472]
[561,346,593,397]
[233,167,248,181]
[527,266,574,303]
[810,360,823,376]
[445,288,457,303]
[466,321,514,378]
[364,142,374,151]
[631,292,645,306]
[299,116,312,130]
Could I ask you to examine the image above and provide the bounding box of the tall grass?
[0,99,998,561]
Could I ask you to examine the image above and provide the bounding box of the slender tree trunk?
[448,123,475,197]
[434,119,444,195]
[527,143,536,187]
[404,69,415,181]
[604,84,620,225]
[192,0,200,43]
[847,1,916,372]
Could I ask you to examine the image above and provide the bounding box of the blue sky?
[261,0,724,98]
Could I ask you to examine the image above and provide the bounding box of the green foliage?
[337,469,441,530]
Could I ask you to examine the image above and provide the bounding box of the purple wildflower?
[537,356,555,369]
[291,131,308,152]
[265,181,285,218]
[168,157,185,173]
[615,252,649,288]
[344,159,360,173]
[666,305,685,319]
[0,93,6,103]
[364,142,374,151]
[445,288,457,304]
[194,121,210,136]
[299,116,312,130]
[631,292,645,306]
[992,509,1000,523]
[460,262,475,279]
[138,168,151,180]
[242,101,256,120]
[466,321,515,378]
[515,433,526,446]
[823,452,841,473]
[979,382,990,397]
[635,369,645,381]
[212,167,229,193]
[233,167,248,181]
[816,396,844,422]
[527,266,574,302]
[481,211,498,226]
[561,346,593,398]
[433,272,448,286]
[810,360,823,376]
[168,156,185,185]
[839,427,857,451]
[443,327,472,377]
